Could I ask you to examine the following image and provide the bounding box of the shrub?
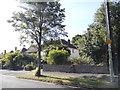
[24,64,34,71]
[47,49,69,65]
[2,51,20,69]
[13,53,37,67]
[2,51,37,70]
[68,55,95,65]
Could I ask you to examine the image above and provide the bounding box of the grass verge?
[17,73,118,88]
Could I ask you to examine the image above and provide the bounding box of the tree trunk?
[37,44,42,76]
[118,33,120,74]
[37,24,42,76]
[111,39,118,75]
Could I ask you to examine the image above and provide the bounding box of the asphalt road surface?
[0,70,71,89]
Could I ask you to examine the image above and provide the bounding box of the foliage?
[8,2,67,44]
[8,1,67,76]
[71,2,120,69]
[0,54,3,59]
[71,34,82,46]
[2,51,37,70]
[24,64,34,71]
[82,26,107,64]
[44,43,71,57]
[47,49,69,65]
[13,53,37,66]
[95,2,120,74]
[2,51,20,69]
[68,56,95,65]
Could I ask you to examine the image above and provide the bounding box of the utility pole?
[105,0,114,82]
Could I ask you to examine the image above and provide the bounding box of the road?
[0,70,71,89]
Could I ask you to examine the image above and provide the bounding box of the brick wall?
[43,64,109,74]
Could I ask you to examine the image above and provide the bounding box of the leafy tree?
[2,51,20,69]
[74,2,119,74]
[43,39,71,57]
[13,53,37,67]
[2,51,37,70]
[71,34,82,46]
[94,2,120,74]
[8,1,67,76]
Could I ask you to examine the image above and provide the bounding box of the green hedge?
[2,51,37,70]
[47,49,69,65]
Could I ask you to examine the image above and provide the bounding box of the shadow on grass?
[18,73,119,88]
[39,74,108,88]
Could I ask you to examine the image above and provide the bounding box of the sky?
[0,0,103,53]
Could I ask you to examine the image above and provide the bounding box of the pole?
[105,0,114,82]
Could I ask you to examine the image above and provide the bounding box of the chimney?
[1,52,3,55]
[15,47,17,51]
[4,50,6,54]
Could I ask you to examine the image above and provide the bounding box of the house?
[26,47,38,53]
[25,39,79,58]
[21,47,27,53]
[61,39,79,58]
[25,47,45,56]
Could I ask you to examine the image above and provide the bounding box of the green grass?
[17,73,118,88]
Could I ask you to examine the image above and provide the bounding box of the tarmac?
[2,69,118,82]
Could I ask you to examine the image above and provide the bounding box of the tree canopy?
[72,2,120,74]
[8,1,67,76]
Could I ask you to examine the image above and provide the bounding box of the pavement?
[1,69,119,89]
[0,70,72,89]
[1,69,111,81]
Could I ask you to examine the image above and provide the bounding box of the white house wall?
[69,48,79,58]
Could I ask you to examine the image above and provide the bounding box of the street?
[0,70,69,89]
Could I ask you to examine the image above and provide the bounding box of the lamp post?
[105,0,114,82]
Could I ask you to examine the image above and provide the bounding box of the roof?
[21,48,27,53]
[61,39,77,49]
[26,47,38,53]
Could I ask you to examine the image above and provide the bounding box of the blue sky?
[60,1,102,40]
[0,0,103,53]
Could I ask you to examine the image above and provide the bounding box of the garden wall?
[43,64,109,74]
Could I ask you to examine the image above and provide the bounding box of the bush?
[24,64,34,71]
[13,53,37,68]
[47,49,69,65]
[2,51,20,69]
[68,55,95,65]
[2,51,37,70]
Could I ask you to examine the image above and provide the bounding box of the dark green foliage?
[2,51,37,70]
[72,2,119,69]
[47,49,69,65]
[8,1,67,76]
[68,56,95,65]
[43,39,71,58]
[2,51,20,69]
[94,2,120,74]
[71,34,82,46]
[24,64,34,71]
[14,53,37,66]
